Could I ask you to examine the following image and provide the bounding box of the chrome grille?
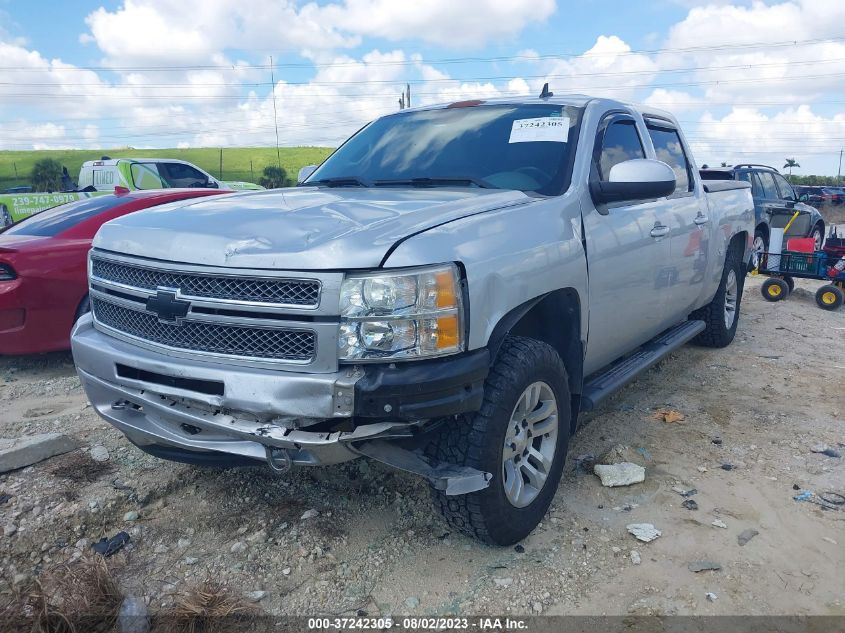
[92,297,316,362]
[91,256,320,307]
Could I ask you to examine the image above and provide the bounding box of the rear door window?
[756,171,780,200]
[645,125,692,194]
[597,119,645,180]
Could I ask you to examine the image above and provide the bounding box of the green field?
[0,146,335,190]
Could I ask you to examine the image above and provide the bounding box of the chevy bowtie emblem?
[146,289,191,324]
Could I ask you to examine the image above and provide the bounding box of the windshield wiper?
[373,177,493,189]
[310,176,371,187]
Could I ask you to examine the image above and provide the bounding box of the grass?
[0,147,334,190]
[1,556,124,633]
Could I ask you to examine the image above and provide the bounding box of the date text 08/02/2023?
[307,617,529,630]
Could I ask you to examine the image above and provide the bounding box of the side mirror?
[206,179,219,189]
[591,159,676,204]
[298,165,318,184]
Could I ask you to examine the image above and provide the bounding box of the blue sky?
[1,0,845,175]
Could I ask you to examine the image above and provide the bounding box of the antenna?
[539,82,553,99]
[269,55,282,172]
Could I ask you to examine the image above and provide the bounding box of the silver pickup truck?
[72,93,753,544]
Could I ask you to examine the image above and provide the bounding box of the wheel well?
[730,230,749,268]
[488,289,583,433]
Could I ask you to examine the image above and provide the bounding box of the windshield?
[308,103,583,196]
[2,196,127,237]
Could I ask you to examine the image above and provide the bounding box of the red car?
[0,189,228,355]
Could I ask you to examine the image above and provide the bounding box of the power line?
[1,36,843,72]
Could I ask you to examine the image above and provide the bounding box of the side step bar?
[581,320,705,412]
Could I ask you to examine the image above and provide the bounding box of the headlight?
[338,264,464,361]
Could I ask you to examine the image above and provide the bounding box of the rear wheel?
[815,285,843,310]
[811,224,825,251]
[0,204,11,228]
[782,276,795,293]
[691,245,744,348]
[761,278,789,302]
[751,228,767,270]
[428,337,570,545]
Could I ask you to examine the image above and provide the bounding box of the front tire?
[428,337,570,545]
[691,245,744,348]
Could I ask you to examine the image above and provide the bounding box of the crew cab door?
[643,119,711,317]
[582,113,672,374]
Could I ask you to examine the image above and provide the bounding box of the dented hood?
[93,187,531,269]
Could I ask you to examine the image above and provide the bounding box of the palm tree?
[783,158,799,181]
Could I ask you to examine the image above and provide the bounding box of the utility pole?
[269,55,282,172]
[398,83,411,110]
[219,148,223,179]
[838,149,843,182]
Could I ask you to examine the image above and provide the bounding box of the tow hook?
[265,446,292,473]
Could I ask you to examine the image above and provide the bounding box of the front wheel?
[428,337,570,545]
[815,285,843,310]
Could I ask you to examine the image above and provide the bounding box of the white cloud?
[80,0,556,67]
[663,0,845,103]
[534,36,659,100]
[686,106,845,173]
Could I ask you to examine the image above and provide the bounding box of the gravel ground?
[1,274,843,618]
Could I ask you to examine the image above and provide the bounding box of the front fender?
[382,195,589,351]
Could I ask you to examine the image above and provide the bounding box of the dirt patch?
[43,451,116,484]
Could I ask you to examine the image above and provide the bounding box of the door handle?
[650,223,670,238]
[694,214,709,225]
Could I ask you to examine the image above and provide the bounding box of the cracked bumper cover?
[71,315,489,471]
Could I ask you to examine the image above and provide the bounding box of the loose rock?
[712,519,728,529]
[706,592,718,602]
[301,509,320,520]
[245,591,267,602]
[597,444,652,468]
[626,523,661,542]
[90,445,110,463]
[630,550,641,565]
[404,596,420,609]
[682,499,699,511]
[123,511,140,522]
[594,462,645,487]
[230,541,247,554]
[688,561,722,573]
[493,577,514,587]
[119,596,149,633]
[737,529,759,546]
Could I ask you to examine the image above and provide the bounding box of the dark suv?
[700,164,826,264]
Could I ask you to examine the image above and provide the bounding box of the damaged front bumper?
[72,315,492,494]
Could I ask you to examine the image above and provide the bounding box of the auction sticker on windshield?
[508,117,570,143]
